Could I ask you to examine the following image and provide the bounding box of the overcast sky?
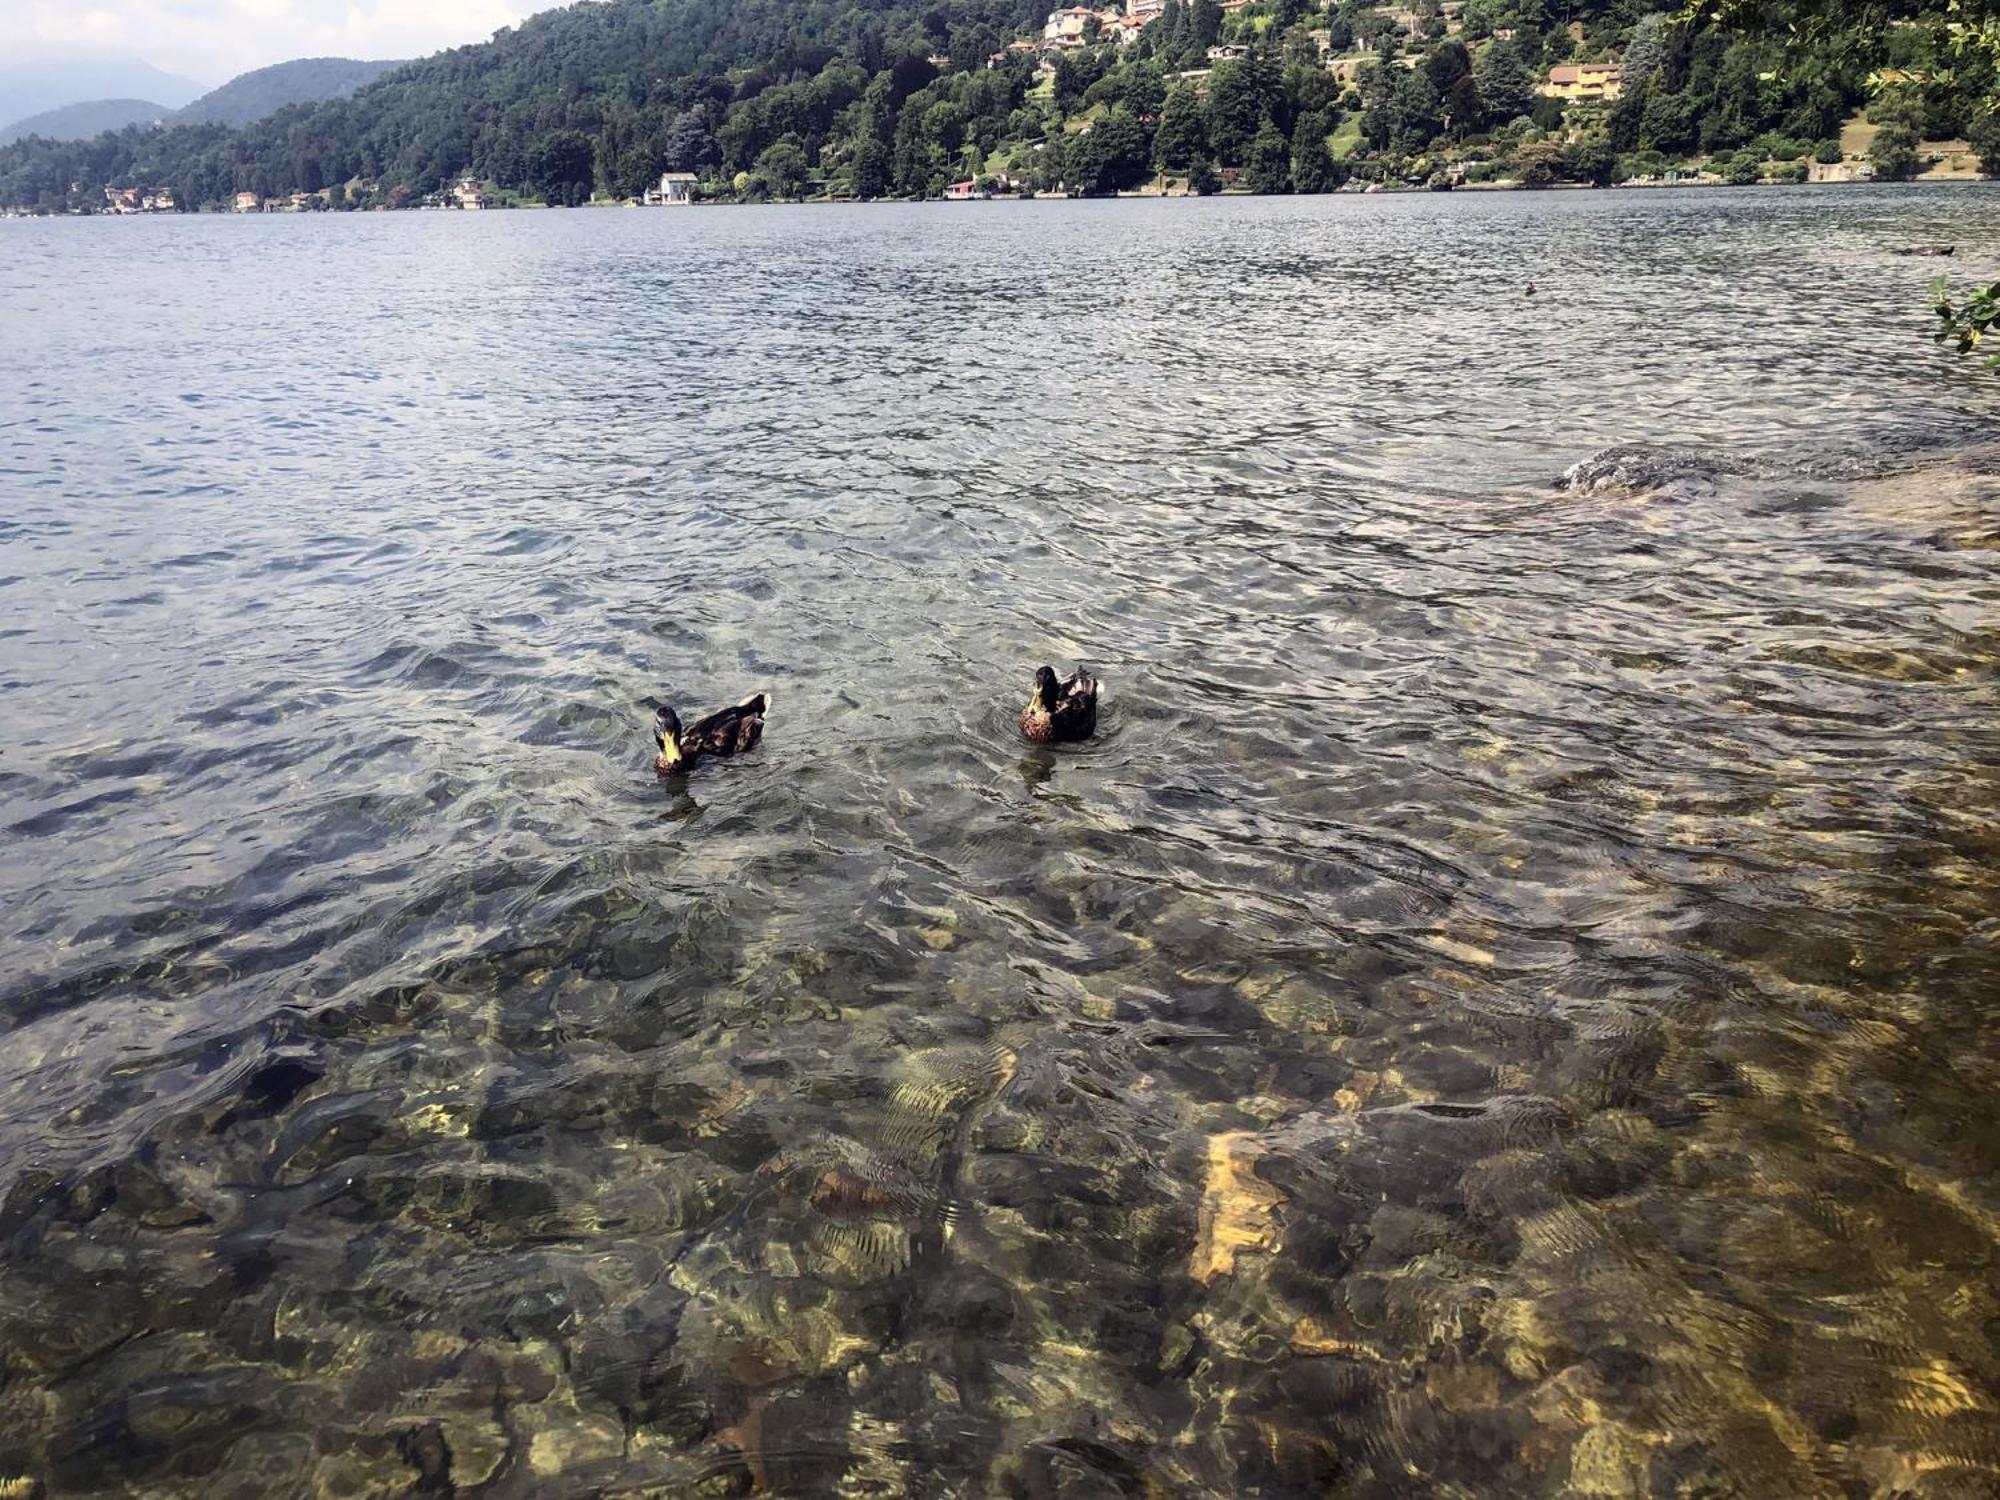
[3,0,557,86]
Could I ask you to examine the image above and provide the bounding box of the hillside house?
[644,171,697,205]
[1043,7,1096,44]
[1208,44,1250,62]
[1542,63,1623,100]
[232,190,260,213]
[1128,0,1166,15]
[454,178,489,209]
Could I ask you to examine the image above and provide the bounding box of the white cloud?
[1,0,556,87]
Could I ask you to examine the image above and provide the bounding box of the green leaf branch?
[1932,275,2000,368]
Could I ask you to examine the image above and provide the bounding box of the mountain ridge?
[0,99,173,149]
[0,58,205,128]
[0,56,405,148]
[175,57,406,129]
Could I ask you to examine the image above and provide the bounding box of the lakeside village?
[19,0,1995,217]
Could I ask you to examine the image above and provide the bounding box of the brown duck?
[654,692,769,774]
[1020,666,1099,744]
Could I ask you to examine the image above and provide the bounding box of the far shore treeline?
[1,0,1995,212]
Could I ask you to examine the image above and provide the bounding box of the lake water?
[2,188,1997,1497]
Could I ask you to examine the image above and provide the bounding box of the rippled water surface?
[3,188,1999,1497]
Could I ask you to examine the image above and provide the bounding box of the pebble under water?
[1,188,1998,1497]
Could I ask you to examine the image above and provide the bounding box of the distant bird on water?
[654,692,769,774]
[1020,666,1099,744]
[1525,281,1536,296]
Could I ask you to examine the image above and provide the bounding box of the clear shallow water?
[1,187,1997,1497]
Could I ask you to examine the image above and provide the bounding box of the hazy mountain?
[0,59,205,129]
[176,57,406,129]
[0,99,173,148]
[0,56,406,152]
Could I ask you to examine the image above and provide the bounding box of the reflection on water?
[0,188,1997,1496]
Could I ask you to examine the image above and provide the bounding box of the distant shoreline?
[5,174,1992,221]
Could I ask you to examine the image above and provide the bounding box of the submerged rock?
[1557,445,1735,499]
[1190,1132,1287,1285]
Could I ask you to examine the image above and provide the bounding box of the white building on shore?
[644,172,698,205]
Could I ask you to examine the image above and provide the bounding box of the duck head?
[654,705,684,771]
[1033,665,1060,711]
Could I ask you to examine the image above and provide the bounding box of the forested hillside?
[175,58,408,129]
[0,0,1992,210]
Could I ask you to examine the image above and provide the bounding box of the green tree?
[1869,88,1924,181]
[753,137,808,198]
[1187,153,1222,193]
[924,100,969,157]
[1625,14,1672,86]
[1154,82,1209,169]
[1397,73,1444,152]
[1422,40,1472,98]
[1065,110,1150,195]
[851,136,890,197]
[526,129,594,203]
[1359,62,1400,150]
[1446,74,1484,137]
[1640,86,1700,155]
[1608,80,1648,152]
[1032,134,1067,193]
[1567,137,1616,186]
[1190,0,1224,49]
[1971,103,2000,176]
[1511,138,1565,187]
[662,107,718,174]
[1245,120,1292,192]
[1473,38,1536,123]
[1287,60,1339,120]
[1291,112,1344,191]
[1054,51,1102,114]
[1207,61,1272,166]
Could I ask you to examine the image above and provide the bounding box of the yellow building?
[1543,63,1623,101]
